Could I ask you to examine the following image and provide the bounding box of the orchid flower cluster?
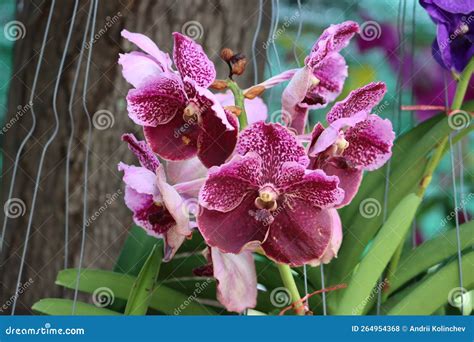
[117,21,395,313]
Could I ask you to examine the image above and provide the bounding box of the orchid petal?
[121,29,172,71]
[118,163,158,196]
[118,52,163,88]
[344,114,395,171]
[173,32,216,87]
[326,82,387,124]
[126,74,186,127]
[122,133,160,172]
[211,248,257,313]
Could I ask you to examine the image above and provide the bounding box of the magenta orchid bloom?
[197,122,344,266]
[119,30,238,168]
[118,133,193,261]
[282,21,359,134]
[308,82,395,207]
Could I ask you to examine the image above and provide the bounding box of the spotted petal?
[237,122,309,182]
[127,74,186,127]
[199,154,262,212]
[173,32,216,87]
[122,133,160,172]
[310,53,348,107]
[282,169,344,209]
[344,114,395,171]
[326,82,387,124]
[311,209,342,265]
[211,248,257,313]
[306,21,359,68]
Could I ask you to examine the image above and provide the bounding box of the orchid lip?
[183,102,200,123]
[255,185,279,211]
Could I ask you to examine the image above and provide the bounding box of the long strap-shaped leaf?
[385,251,474,315]
[32,299,121,315]
[124,244,162,315]
[389,221,474,294]
[54,269,216,315]
[335,193,422,315]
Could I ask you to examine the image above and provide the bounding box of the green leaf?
[389,220,474,294]
[32,299,121,316]
[124,244,163,315]
[114,226,158,276]
[385,251,474,315]
[56,268,216,315]
[335,193,422,315]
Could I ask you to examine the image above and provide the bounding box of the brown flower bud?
[209,79,228,90]
[231,56,247,76]
[224,105,242,116]
[243,85,265,99]
[220,48,234,62]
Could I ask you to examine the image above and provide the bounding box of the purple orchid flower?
[119,30,238,168]
[308,82,395,207]
[281,21,360,134]
[118,133,195,261]
[420,0,474,73]
[196,122,344,267]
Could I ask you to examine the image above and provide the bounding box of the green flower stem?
[277,263,305,315]
[227,79,248,129]
[383,57,474,302]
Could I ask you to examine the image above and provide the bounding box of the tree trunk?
[1,0,270,314]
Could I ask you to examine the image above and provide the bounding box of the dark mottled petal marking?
[126,74,186,127]
[237,122,309,182]
[199,154,262,212]
[282,169,344,209]
[173,32,216,88]
[326,82,387,124]
[122,133,160,172]
[343,114,395,171]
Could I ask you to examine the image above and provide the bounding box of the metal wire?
[0,0,55,255]
[292,0,302,68]
[65,2,91,270]
[12,0,77,314]
[320,264,327,315]
[251,0,264,85]
[72,0,99,314]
